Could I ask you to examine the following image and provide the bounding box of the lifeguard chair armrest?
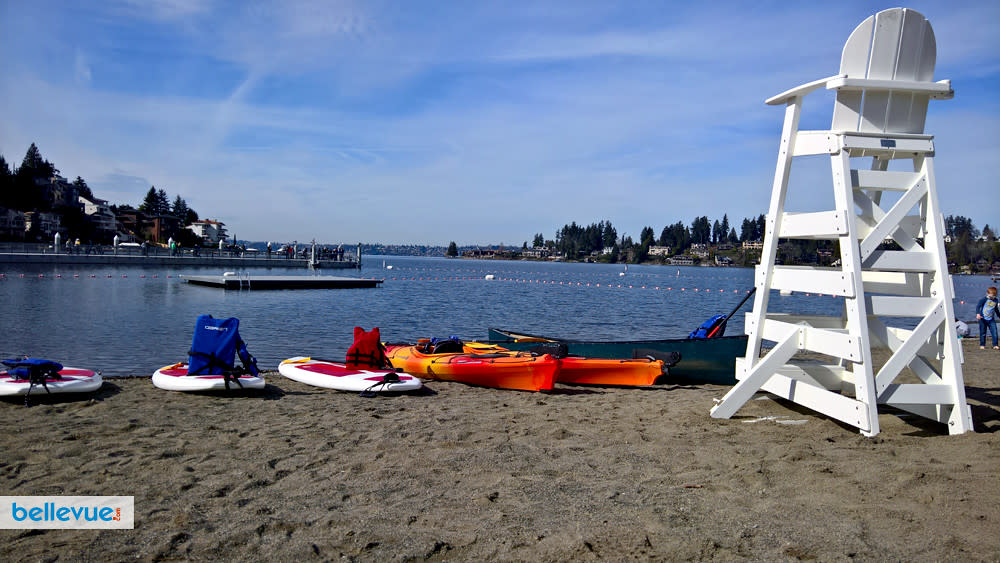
[826,77,953,99]
[766,75,844,105]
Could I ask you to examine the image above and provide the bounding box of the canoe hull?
[487,328,746,385]
[557,357,664,386]
[385,345,556,391]
[462,342,665,387]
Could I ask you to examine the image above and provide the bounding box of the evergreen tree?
[740,218,753,242]
[446,241,458,257]
[691,216,711,244]
[0,155,12,208]
[172,196,190,223]
[944,215,978,239]
[73,176,94,200]
[602,221,617,249]
[157,189,170,215]
[139,186,172,215]
[14,143,55,210]
[138,187,159,214]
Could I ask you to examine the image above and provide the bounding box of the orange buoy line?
[0,271,852,298]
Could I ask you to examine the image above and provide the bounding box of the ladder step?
[862,250,936,272]
[778,211,849,238]
[768,266,856,297]
[851,169,922,191]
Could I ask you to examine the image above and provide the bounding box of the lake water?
[1,256,993,377]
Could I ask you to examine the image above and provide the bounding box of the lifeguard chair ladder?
[710,8,973,436]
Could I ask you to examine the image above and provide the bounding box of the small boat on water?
[486,328,746,385]
[462,341,673,387]
[385,341,558,392]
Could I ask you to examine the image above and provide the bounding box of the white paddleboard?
[278,357,422,392]
[152,363,265,392]
[0,367,102,396]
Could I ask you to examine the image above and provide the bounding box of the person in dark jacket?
[975,286,999,349]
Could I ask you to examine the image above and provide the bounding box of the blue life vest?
[2,358,63,381]
[688,315,727,339]
[188,315,258,377]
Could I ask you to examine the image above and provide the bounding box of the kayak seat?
[431,339,464,355]
[527,343,569,359]
[633,349,682,368]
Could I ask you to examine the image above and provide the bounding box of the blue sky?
[1,1,997,246]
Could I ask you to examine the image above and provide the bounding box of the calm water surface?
[1,256,992,377]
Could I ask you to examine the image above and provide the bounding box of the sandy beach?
[1,338,998,562]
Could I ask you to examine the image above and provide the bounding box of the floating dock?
[180,274,382,290]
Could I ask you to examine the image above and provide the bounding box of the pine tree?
[172,196,189,221]
[0,155,12,208]
[139,187,160,214]
[156,189,170,215]
[73,176,93,200]
[446,241,458,257]
[19,143,56,179]
[14,143,52,210]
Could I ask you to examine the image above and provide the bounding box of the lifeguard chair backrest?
[188,315,239,375]
[832,8,937,134]
[346,326,386,369]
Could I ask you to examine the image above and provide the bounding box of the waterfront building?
[188,219,228,245]
[79,196,117,238]
[0,207,27,240]
[23,211,62,238]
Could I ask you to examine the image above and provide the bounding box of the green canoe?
[486,328,746,385]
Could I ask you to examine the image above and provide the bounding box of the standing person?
[975,286,999,350]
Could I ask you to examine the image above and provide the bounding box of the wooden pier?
[181,274,382,290]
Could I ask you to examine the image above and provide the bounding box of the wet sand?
[1,339,998,561]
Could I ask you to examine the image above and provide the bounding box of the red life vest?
[345,326,387,369]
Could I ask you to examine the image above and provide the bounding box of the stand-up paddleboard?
[278,357,422,392]
[0,367,102,396]
[152,363,265,392]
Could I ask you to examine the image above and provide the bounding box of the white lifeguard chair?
[710,8,973,436]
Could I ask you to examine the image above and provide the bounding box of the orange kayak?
[384,344,557,392]
[463,342,665,386]
[556,357,664,386]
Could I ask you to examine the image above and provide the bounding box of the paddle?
[707,287,757,338]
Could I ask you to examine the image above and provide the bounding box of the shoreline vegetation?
[3,142,998,275]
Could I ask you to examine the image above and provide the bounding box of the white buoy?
[484,274,495,280]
